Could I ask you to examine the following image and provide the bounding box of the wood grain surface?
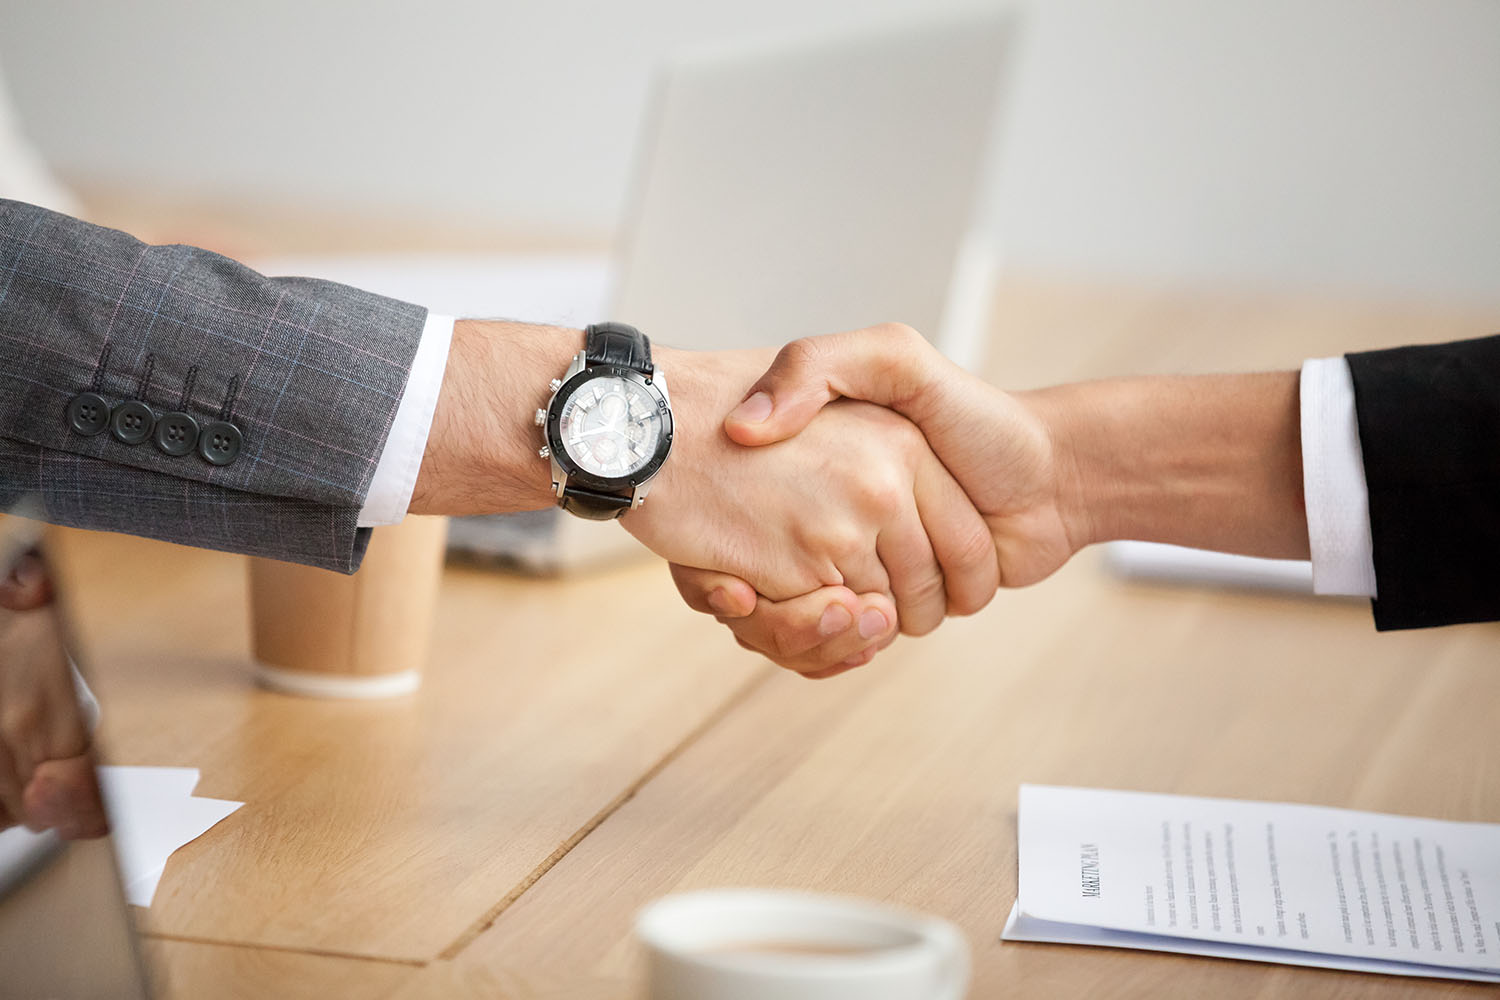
[47,529,767,963]
[414,549,1499,999]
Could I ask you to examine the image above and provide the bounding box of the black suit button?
[109,400,156,445]
[153,412,200,457]
[197,420,242,466]
[66,392,111,436]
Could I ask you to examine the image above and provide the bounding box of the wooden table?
[45,279,1500,999]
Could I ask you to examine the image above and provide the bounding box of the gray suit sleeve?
[0,199,428,572]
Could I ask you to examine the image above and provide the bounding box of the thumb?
[669,564,759,619]
[724,339,840,447]
[725,324,944,447]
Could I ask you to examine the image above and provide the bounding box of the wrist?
[1017,384,1104,554]
[1024,378,1198,551]
[1025,372,1307,558]
[624,344,776,538]
[410,319,581,516]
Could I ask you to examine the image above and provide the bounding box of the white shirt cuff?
[1300,356,1378,597]
[357,313,455,527]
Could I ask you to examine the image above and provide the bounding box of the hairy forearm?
[409,319,579,515]
[407,320,769,519]
[1033,371,1308,559]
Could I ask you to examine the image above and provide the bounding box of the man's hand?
[630,346,998,641]
[722,326,1085,585]
[669,325,1074,673]
[673,323,1305,674]
[0,552,107,839]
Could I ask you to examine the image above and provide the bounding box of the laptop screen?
[0,507,151,999]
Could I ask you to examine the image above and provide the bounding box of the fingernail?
[707,588,734,615]
[730,391,773,424]
[818,604,853,637]
[858,608,889,640]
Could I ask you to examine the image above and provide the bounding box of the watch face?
[557,372,667,480]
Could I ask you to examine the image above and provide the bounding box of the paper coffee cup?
[248,515,448,698]
[636,889,970,1000]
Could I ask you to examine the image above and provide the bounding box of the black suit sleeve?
[1346,334,1500,630]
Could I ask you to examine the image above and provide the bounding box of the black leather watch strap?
[559,485,633,520]
[584,321,653,376]
[556,323,655,519]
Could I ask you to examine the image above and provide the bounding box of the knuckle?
[866,324,935,405]
[946,533,999,615]
[908,568,948,608]
[865,410,924,455]
[873,323,925,371]
[874,321,921,347]
[813,522,866,562]
[899,580,947,637]
[776,337,822,374]
[854,475,906,518]
[954,522,998,573]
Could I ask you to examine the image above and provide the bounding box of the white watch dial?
[558,375,664,479]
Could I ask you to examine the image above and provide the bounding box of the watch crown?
[534,407,547,426]
[538,446,551,459]
[548,378,563,393]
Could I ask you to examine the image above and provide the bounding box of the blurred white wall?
[1,0,1497,305]
[994,0,1500,306]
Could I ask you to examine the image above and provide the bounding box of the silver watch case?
[542,350,673,510]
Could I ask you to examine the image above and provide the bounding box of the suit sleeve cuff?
[357,313,454,527]
[1300,356,1378,597]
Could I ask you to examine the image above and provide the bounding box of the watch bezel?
[545,365,674,491]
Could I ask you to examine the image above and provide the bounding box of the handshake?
[415,320,1310,679]
[0,313,1315,840]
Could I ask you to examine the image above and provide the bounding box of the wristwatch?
[536,322,674,520]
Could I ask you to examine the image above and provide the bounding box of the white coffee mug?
[635,889,970,1000]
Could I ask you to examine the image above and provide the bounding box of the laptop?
[613,8,1013,367]
[0,510,153,1000]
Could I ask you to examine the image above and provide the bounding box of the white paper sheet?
[98,766,242,907]
[1003,785,1500,983]
[0,766,241,909]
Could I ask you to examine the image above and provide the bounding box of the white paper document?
[98,766,242,908]
[0,766,241,909]
[1003,785,1500,983]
